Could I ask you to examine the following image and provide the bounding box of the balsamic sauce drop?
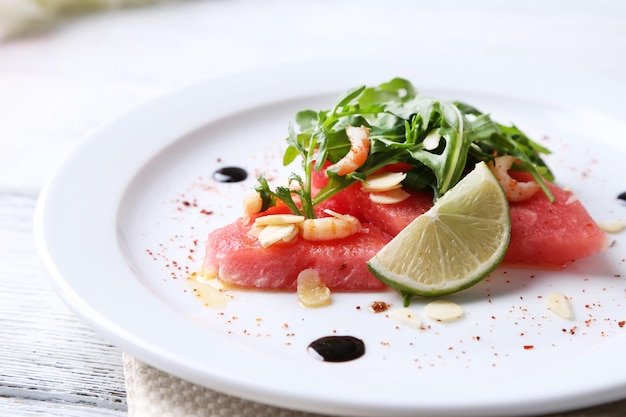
[618,191,626,202]
[308,336,365,362]
[212,166,248,183]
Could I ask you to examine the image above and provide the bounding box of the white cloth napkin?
[123,353,323,417]
[123,353,626,417]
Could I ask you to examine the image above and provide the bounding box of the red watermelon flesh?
[202,218,390,291]
[319,186,434,236]
[312,166,434,236]
[203,169,607,291]
[315,171,607,268]
[505,178,608,267]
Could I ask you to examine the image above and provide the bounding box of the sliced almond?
[322,208,346,219]
[389,307,422,329]
[369,188,410,204]
[597,220,626,234]
[280,224,300,242]
[253,214,305,227]
[297,269,331,308]
[247,225,264,238]
[257,224,298,248]
[195,274,225,289]
[547,292,574,320]
[362,172,407,192]
[188,273,228,308]
[321,209,359,223]
[423,130,441,150]
[424,300,464,322]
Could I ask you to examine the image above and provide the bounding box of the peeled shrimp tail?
[299,210,362,241]
[327,125,370,176]
[489,155,540,202]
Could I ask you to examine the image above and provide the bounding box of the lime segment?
[367,161,511,302]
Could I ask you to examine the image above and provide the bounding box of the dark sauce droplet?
[618,192,626,202]
[213,166,248,183]
[308,336,365,362]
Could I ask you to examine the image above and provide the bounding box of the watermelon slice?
[203,170,607,291]
[319,177,607,268]
[318,185,433,237]
[202,219,390,291]
[505,180,608,267]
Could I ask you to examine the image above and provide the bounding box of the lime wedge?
[367,161,511,304]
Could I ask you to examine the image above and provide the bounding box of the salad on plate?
[201,78,608,307]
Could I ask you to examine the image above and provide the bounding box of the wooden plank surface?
[0,192,127,416]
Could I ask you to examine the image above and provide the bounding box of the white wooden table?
[1,1,626,415]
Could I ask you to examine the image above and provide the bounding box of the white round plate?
[35,57,626,417]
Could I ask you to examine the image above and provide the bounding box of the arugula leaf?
[457,102,554,201]
[257,78,555,218]
[254,174,277,213]
[404,98,469,197]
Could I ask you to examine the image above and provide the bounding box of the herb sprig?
[256,78,554,218]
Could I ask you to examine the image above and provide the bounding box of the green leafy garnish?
[256,78,554,217]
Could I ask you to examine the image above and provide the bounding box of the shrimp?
[299,209,362,241]
[489,155,540,202]
[327,125,371,176]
